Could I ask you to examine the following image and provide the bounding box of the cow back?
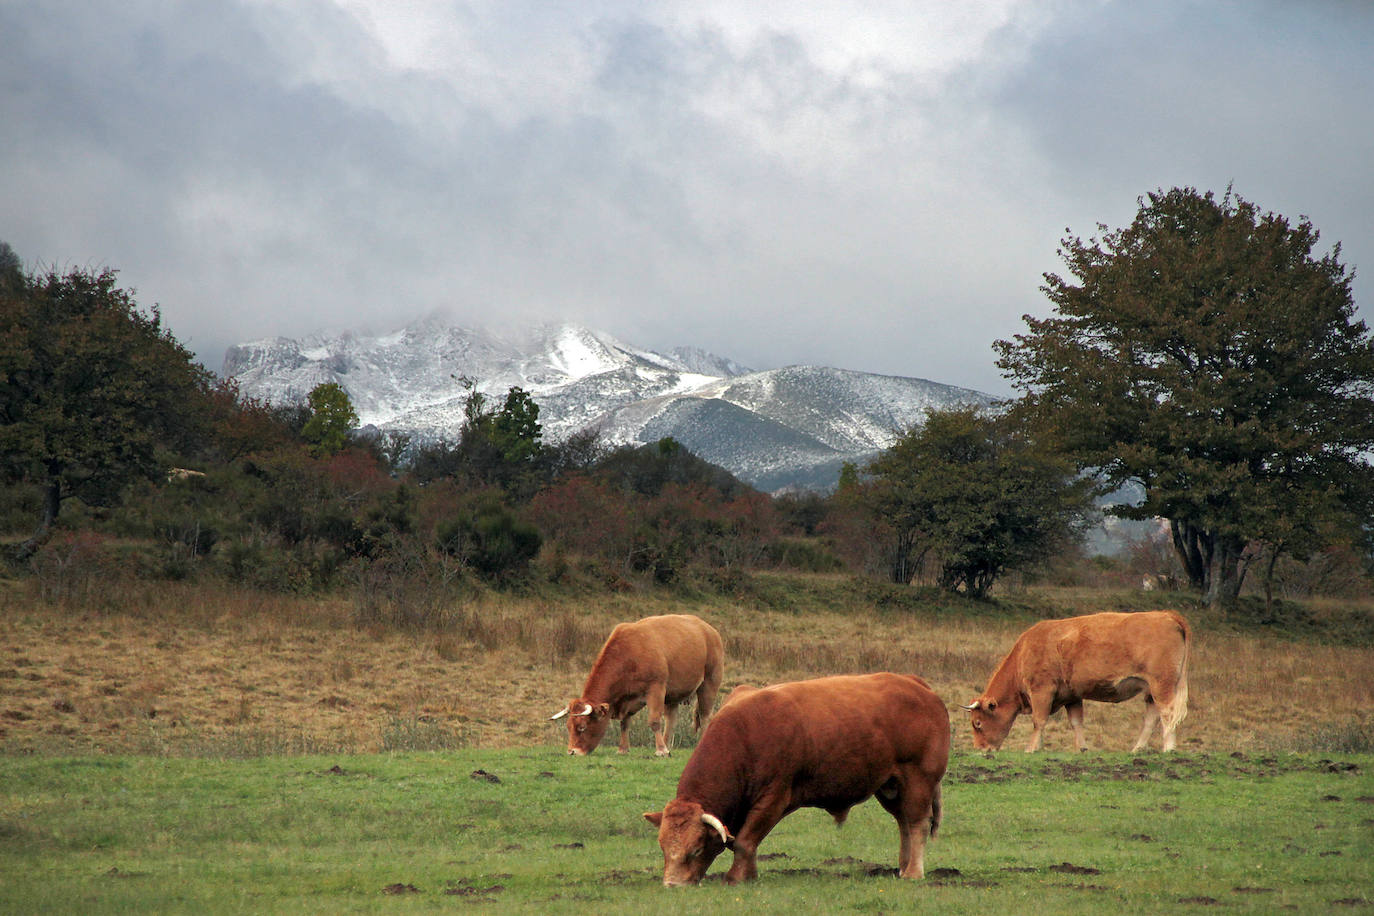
[1016,611,1188,690]
[678,673,949,822]
[583,614,723,707]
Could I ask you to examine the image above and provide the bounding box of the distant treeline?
[5,184,1374,614]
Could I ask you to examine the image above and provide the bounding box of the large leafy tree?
[863,407,1093,596]
[1,267,213,559]
[996,187,1374,605]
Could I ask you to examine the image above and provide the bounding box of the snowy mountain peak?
[224,318,995,492]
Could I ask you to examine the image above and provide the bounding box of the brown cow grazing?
[550,614,723,756]
[644,672,950,885]
[963,610,1191,753]
[718,683,760,708]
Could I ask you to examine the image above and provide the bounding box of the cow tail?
[929,782,942,839]
[1163,612,1191,732]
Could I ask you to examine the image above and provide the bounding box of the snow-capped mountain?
[223,318,997,492]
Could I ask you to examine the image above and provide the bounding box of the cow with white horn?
[645,673,950,885]
[551,614,724,756]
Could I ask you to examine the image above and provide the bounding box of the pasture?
[1,749,1370,913]
[2,573,1373,910]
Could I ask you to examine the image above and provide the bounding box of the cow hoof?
[655,749,671,757]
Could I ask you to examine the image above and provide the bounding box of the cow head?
[643,800,733,886]
[961,696,1018,750]
[550,698,612,755]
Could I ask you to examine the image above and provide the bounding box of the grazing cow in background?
[550,614,723,756]
[644,673,950,885]
[963,610,1191,753]
[1141,573,1178,592]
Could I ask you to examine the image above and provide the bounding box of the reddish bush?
[527,474,637,569]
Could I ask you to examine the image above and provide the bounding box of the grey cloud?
[2,1,1370,396]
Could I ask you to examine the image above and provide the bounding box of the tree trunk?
[891,530,925,584]
[1262,544,1282,615]
[1169,519,1211,591]
[1206,537,1249,607]
[13,477,62,562]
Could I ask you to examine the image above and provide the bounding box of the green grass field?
[2,747,1370,914]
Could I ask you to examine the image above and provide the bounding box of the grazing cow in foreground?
[644,672,950,885]
[963,610,1191,753]
[550,614,723,756]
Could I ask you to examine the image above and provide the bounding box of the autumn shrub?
[817,502,901,582]
[1250,542,1371,600]
[526,474,637,570]
[627,527,688,584]
[641,483,782,569]
[351,539,470,631]
[27,530,121,606]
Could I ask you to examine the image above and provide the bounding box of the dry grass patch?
[0,578,1370,756]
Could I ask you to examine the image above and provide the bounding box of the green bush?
[219,538,344,593]
[437,502,542,583]
[762,537,845,573]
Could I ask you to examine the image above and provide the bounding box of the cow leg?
[1066,701,1087,752]
[646,684,671,756]
[1024,692,1053,752]
[617,714,632,754]
[1144,673,1187,752]
[1132,697,1161,752]
[1159,703,1180,752]
[725,797,788,884]
[662,702,680,754]
[877,775,936,879]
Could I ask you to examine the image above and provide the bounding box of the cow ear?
[986,700,997,712]
[593,703,611,719]
[644,811,664,827]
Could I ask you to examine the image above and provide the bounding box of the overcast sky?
[3,1,1371,396]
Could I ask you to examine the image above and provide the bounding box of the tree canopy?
[302,382,359,456]
[0,241,21,289]
[996,186,1374,604]
[0,266,213,558]
[862,406,1093,596]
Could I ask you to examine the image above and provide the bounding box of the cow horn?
[960,701,981,711]
[701,812,730,846]
[549,706,570,721]
[575,703,593,717]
